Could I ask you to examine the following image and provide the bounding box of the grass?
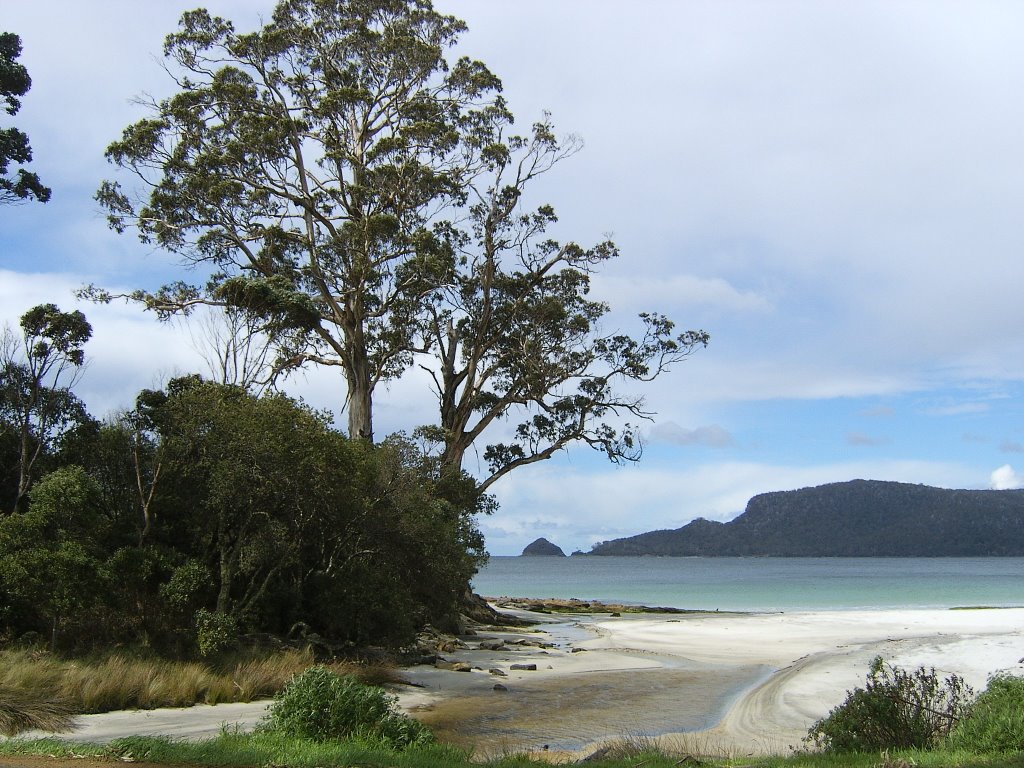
[0,690,76,738]
[0,646,406,735]
[5,732,1024,768]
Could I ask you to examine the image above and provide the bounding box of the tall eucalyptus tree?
[93,0,508,440]
[421,120,709,490]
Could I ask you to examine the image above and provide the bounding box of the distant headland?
[582,479,1024,556]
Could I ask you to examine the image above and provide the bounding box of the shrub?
[806,656,974,752]
[194,608,238,658]
[261,666,432,748]
[947,674,1024,753]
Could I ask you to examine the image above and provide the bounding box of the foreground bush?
[807,656,974,752]
[947,674,1024,753]
[261,666,432,749]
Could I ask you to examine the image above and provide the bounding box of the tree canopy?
[0,32,50,204]
[94,0,509,441]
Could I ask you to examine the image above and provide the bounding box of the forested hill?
[586,480,1024,556]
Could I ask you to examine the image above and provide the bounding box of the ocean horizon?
[471,555,1024,613]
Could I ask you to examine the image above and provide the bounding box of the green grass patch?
[948,674,1024,754]
[5,734,1024,768]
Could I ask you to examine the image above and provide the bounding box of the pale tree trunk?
[344,313,375,442]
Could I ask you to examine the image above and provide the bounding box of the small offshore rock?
[571,647,587,653]
[521,537,567,557]
[489,667,507,676]
[493,683,508,692]
[509,663,537,671]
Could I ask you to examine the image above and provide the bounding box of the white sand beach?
[582,608,1024,755]
[11,606,1024,758]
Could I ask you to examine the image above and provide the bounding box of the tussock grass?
[0,645,404,733]
[0,688,76,737]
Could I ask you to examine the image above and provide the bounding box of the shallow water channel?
[412,617,770,754]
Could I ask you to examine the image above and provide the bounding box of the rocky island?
[521,537,566,556]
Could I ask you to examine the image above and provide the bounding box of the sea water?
[471,556,1024,612]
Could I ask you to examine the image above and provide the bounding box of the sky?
[4,1,1024,555]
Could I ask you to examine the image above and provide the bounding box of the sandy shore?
[405,606,1024,757]
[10,606,1024,758]
[582,607,1024,756]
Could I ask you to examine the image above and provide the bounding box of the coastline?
[404,603,1024,757]
[11,604,1024,759]
[582,606,1024,755]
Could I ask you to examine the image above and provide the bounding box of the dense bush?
[806,656,974,752]
[947,674,1024,753]
[0,377,488,654]
[262,666,432,748]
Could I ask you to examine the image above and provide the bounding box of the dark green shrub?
[261,666,432,748]
[806,656,974,752]
[194,608,238,658]
[947,674,1024,753]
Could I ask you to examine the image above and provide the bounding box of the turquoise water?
[471,556,1024,611]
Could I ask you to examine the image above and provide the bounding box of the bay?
[471,556,1024,612]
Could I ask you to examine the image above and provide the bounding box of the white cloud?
[591,274,773,317]
[647,422,734,449]
[990,465,1024,490]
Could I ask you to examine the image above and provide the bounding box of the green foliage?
[806,657,974,753]
[160,559,212,612]
[0,466,109,649]
[1,304,92,513]
[194,608,238,658]
[947,674,1024,753]
[0,32,50,203]
[262,666,433,749]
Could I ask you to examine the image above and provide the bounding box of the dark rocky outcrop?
[586,479,1024,556]
[521,537,566,556]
